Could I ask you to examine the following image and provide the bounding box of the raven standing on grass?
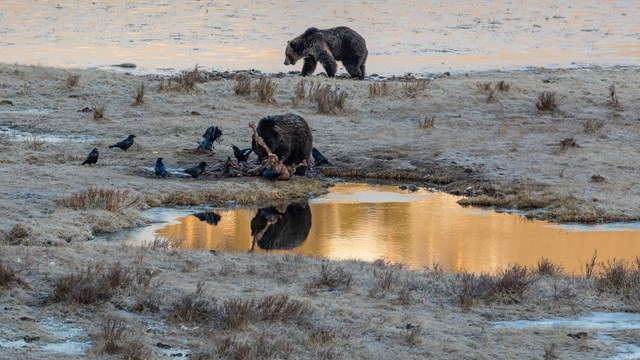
[154,157,168,178]
[312,147,332,166]
[81,148,99,165]
[109,135,136,151]
[184,162,207,178]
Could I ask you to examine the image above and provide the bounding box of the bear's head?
[284,40,304,66]
[284,27,320,66]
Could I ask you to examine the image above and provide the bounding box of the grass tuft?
[402,79,428,97]
[536,257,564,276]
[92,100,107,121]
[99,316,127,354]
[309,263,352,291]
[0,260,21,288]
[582,119,605,134]
[50,263,133,305]
[369,81,392,97]
[496,80,511,92]
[312,84,348,114]
[25,136,44,151]
[609,84,623,109]
[133,82,144,106]
[168,293,212,324]
[57,187,140,212]
[417,115,435,130]
[4,223,31,245]
[233,74,252,96]
[159,65,206,93]
[536,91,558,112]
[66,73,81,88]
[255,77,277,104]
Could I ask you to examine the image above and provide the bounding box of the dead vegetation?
[0,260,21,288]
[66,73,81,88]
[92,100,107,121]
[609,83,623,109]
[457,264,532,310]
[292,78,306,106]
[308,263,352,291]
[402,79,428,97]
[50,263,145,305]
[3,223,32,245]
[536,91,558,111]
[369,80,392,97]
[255,77,277,104]
[582,118,605,134]
[458,186,554,210]
[25,136,44,150]
[312,84,348,114]
[495,80,511,92]
[555,137,580,154]
[417,115,435,130]
[233,74,252,96]
[536,257,564,276]
[158,65,206,93]
[57,187,140,212]
[133,82,144,106]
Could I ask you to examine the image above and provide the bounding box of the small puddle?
[0,126,98,143]
[108,183,640,274]
[494,312,640,331]
[0,317,91,357]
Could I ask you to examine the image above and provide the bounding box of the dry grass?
[121,338,152,360]
[555,137,579,154]
[144,235,185,250]
[402,79,428,97]
[609,83,623,109]
[3,223,31,245]
[369,81,392,97]
[417,115,435,130]
[133,82,144,106]
[476,82,492,92]
[582,119,605,134]
[544,343,559,360]
[168,293,212,324]
[313,84,348,115]
[495,80,511,92]
[536,257,564,276]
[486,89,498,103]
[25,136,44,151]
[309,263,352,291]
[99,316,127,354]
[292,78,306,106]
[536,91,558,111]
[50,263,134,305]
[57,187,140,212]
[585,250,598,279]
[66,73,81,88]
[404,326,422,346]
[255,77,277,104]
[233,74,252,96]
[457,187,553,210]
[92,100,107,121]
[456,264,532,309]
[217,294,309,330]
[158,65,205,93]
[0,260,21,288]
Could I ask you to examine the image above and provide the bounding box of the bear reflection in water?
[192,212,222,226]
[250,202,312,251]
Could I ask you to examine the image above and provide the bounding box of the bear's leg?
[343,59,364,80]
[301,57,317,76]
[317,52,337,77]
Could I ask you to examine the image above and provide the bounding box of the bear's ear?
[302,27,319,37]
[289,41,303,53]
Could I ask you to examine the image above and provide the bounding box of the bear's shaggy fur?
[284,26,368,80]
[251,113,313,175]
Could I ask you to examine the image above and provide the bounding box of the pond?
[1,1,639,75]
[109,183,640,274]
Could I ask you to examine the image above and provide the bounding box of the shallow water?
[113,183,640,274]
[1,1,639,75]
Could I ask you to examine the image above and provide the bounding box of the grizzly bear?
[251,113,312,175]
[251,202,312,250]
[284,26,368,80]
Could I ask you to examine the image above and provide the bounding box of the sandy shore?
[1,63,640,358]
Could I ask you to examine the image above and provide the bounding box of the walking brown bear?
[284,26,368,80]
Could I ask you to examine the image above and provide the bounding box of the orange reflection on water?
[155,184,640,274]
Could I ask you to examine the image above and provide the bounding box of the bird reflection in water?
[250,202,312,251]
[192,212,222,226]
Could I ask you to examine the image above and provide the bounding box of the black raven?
[198,126,223,151]
[184,162,207,178]
[154,157,168,178]
[81,148,99,165]
[108,135,136,151]
[232,145,252,163]
[312,147,332,166]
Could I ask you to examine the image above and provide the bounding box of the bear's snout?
[284,58,291,65]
